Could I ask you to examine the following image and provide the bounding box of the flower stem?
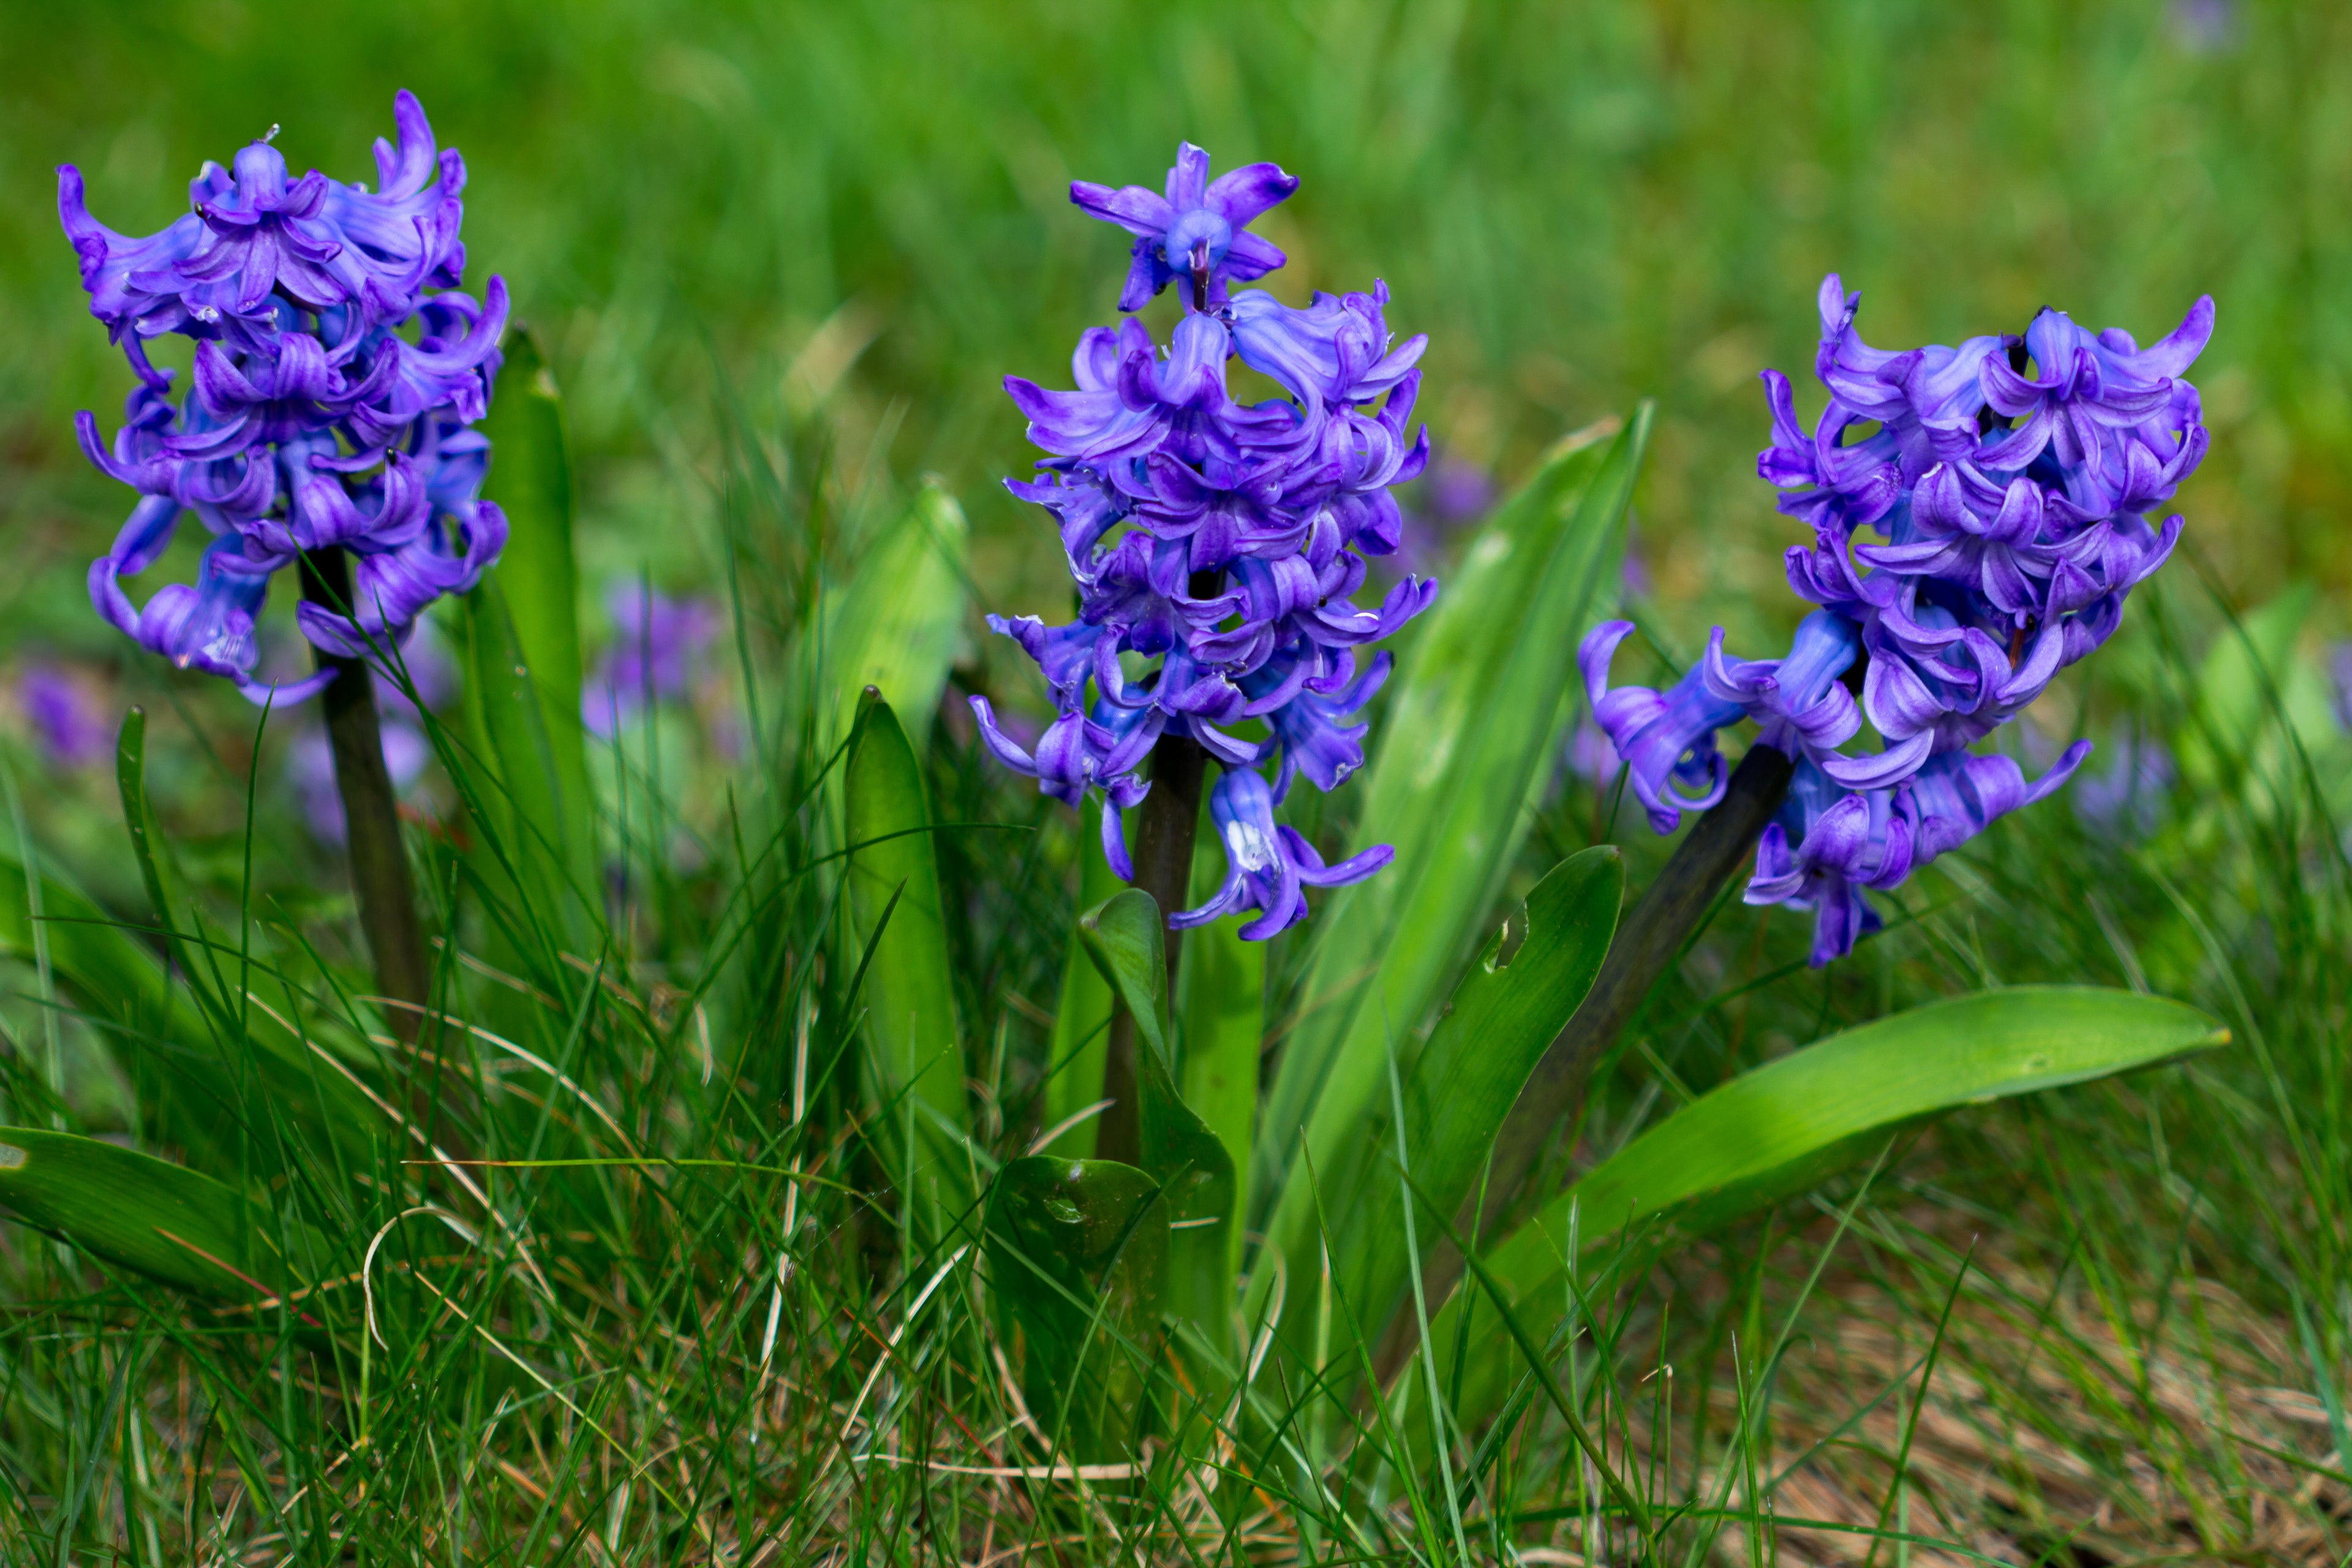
[301,548,432,1037]
[1095,733,1206,1166]
[1372,741,1794,1379]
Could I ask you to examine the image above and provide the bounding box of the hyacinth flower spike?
[1580,276,2210,971]
[1466,276,2215,1240]
[59,94,510,1026]
[976,141,1436,1161]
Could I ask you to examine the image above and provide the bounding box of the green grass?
[1,0,2351,1561]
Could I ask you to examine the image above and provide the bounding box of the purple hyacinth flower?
[61,92,507,701]
[983,143,1432,936]
[1977,298,2215,473]
[1170,767,1390,941]
[1071,142,1298,312]
[1590,273,2212,963]
[1745,759,1915,968]
[1901,741,2092,872]
[1698,609,1862,766]
[17,665,113,769]
[1581,620,1746,832]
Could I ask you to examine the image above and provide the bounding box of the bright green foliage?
[1255,409,1649,1275]
[845,688,970,1237]
[802,481,970,763]
[0,1128,306,1300]
[463,330,598,959]
[1306,845,1623,1379]
[985,1155,1167,1462]
[1041,797,1122,1159]
[1438,986,2230,1427]
[0,848,375,1178]
[1175,835,1262,1281]
[1080,890,1237,1333]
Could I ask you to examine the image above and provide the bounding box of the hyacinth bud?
[60,91,507,703]
[976,143,1438,940]
[1585,275,2211,965]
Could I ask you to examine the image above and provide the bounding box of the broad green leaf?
[1081,889,1235,1329]
[986,1155,1167,1461]
[1438,986,2228,1428]
[807,480,970,763]
[1079,888,1170,1067]
[462,330,598,963]
[1175,813,1262,1282]
[1254,409,1650,1288]
[1311,846,1622,1379]
[845,689,970,1235]
[1039,796,1123,1159]
[0,853,376,1174]
[0,1128,311,1299]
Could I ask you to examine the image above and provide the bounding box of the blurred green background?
[2,0,2346,816]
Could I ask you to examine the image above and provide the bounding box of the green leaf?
[462,329,598,959]
[1081,889,1236,1332]
[0,1128,311,1300]
[845,688,970,1233]
[1078,888,1170,1066]
[805,480,970,763]
[986,1155,1168,1461]
[1313,846,1623,1378]
[1255,409,1651,1293]
[1039,797,1125,1159]
[0,853,376,1175]
[1438,986,2229,1428]
[1175,823,1262,1284]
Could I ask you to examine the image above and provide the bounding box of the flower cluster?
[972,143,1437,939]
[1585,275,2212,964]
[60,91,507,703]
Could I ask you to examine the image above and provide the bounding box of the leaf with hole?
[1256,408,1651,1310]
[1081,889,1235,1332]
[986,1155,1167,1462]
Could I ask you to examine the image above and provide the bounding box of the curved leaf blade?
[845,689,970,1234]
[1314,846,1623,1374]
[1258,410,1650,1254]
[0,1129,300,1299]
[1441,986,2230,1427]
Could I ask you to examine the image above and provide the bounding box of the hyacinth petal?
[2128,295,2217,382]
[1069,180,1175,239]
[1204,161,1299,225]
[1819,730,1933,790]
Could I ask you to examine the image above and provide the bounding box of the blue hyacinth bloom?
[976,143,1436,938]
[60,92,507,701]
[1583,274,2211,963]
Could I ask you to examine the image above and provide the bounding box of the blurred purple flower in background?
[17,664,113,768]
[2171,0,2237,55]
[1583,274,2212,963]
[584,584,718,737]
[2331,641,2352,733]
[2072,731,2174,840]
[1391,449,1493,575]
[294,723,432,845]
